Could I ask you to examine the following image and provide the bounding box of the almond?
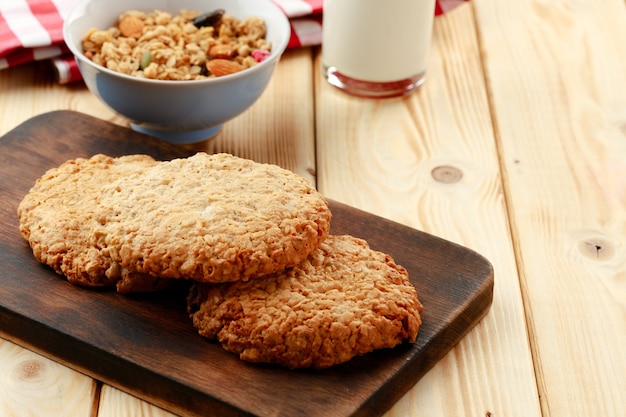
[208,44,236,59]
[119,16,144,38]
[206,59,243,77]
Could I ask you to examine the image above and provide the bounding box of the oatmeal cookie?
[17,154,169,292]
[18,153,331,292]
[187,235,423,369]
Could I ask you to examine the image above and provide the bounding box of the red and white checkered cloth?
[0,0,469,84]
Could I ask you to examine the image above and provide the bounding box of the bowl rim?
[62,0,291,86]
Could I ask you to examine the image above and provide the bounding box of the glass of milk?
[322,0,436,98]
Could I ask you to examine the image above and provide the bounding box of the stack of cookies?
[18,152,423,369]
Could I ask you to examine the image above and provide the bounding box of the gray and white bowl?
[63,0,291,143]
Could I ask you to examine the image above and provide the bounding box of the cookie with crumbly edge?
[99,152,331,283]
[187,235,423,369]
[18,152,332,292]
[17,154,169,292]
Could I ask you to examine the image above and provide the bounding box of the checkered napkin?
[0,0,469,84]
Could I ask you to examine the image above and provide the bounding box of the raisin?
[192,9,225,28]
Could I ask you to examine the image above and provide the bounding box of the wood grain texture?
[98,386,177,417]
[0,61,123,135]
[0,111,493,417]
[0,339,97,417]
[473,0,626,415]
[315,4,541,417]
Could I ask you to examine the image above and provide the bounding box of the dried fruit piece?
[192,9,225,28]
[205,59,243,77]
[208,44,235,59]
[251,49,270,63]
[119,15,144,38]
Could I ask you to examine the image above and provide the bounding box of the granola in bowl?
[82,9,272,80]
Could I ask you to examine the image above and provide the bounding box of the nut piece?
[206,59,243,77]
[139,51,153,70]
[119,16,144,38]
[208,44,236,59]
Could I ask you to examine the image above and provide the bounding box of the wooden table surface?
[1,1,625,416]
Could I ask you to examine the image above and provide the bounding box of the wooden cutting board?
[0,111,494,417]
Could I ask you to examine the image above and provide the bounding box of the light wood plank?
[0,63,123,136]
[315,4,540,417]
[473,0,626,415]
[98,386,176,417]
[0,338,97,417]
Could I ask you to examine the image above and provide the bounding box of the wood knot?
[431,165,463,183]
[15,359,45,381]
[578,237,615,261]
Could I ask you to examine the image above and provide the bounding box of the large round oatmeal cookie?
[187,235,423,369]
[17,154,168,292]
[18,153,331,292]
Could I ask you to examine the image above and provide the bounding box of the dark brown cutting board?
[0,111,494,417]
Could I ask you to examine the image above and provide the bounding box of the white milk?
[322,0,436,83]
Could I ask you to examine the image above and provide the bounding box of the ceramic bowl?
[63,0,290,144]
